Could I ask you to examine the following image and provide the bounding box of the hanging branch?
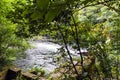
[70,10,92,80]
[56,22,79,77]
[71,13,84,69]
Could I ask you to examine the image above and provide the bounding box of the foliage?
[22,0,120,79]
[0,0,120,79]
[30,66,46,77]
[0,0,29,70]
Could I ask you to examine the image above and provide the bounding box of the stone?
[22,72,38,80]
[5,68,21,80]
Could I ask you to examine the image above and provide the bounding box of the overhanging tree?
[2,0,120,79]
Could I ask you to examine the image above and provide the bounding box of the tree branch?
[56,23,79,77]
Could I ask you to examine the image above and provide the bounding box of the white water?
[14,40,86,72]
[14,41,61,72]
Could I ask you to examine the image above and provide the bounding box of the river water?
[13,39,115,80]
[14,41,62,72]
[13,39,86,72]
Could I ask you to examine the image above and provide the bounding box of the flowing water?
[14,40,82,72]
[14,41,61,72]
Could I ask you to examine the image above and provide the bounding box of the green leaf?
[51,1,66,7]
[37,0,50,9]
[31,11,45,20]
[45,7,62,22]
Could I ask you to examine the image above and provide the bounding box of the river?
[14,40,62,72]
[14,39,85,72]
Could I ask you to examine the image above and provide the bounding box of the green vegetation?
[0,0,120,80]
[29,66,46,77]
[0,0,29,70]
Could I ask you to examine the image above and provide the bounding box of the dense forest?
[0,0,120,80]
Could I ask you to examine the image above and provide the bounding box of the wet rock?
[5,68,21,80]
[22,72,38,80]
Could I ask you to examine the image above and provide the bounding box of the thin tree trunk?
[71,13,92,80]
[56,23,79,77]
[71,13,84,69]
